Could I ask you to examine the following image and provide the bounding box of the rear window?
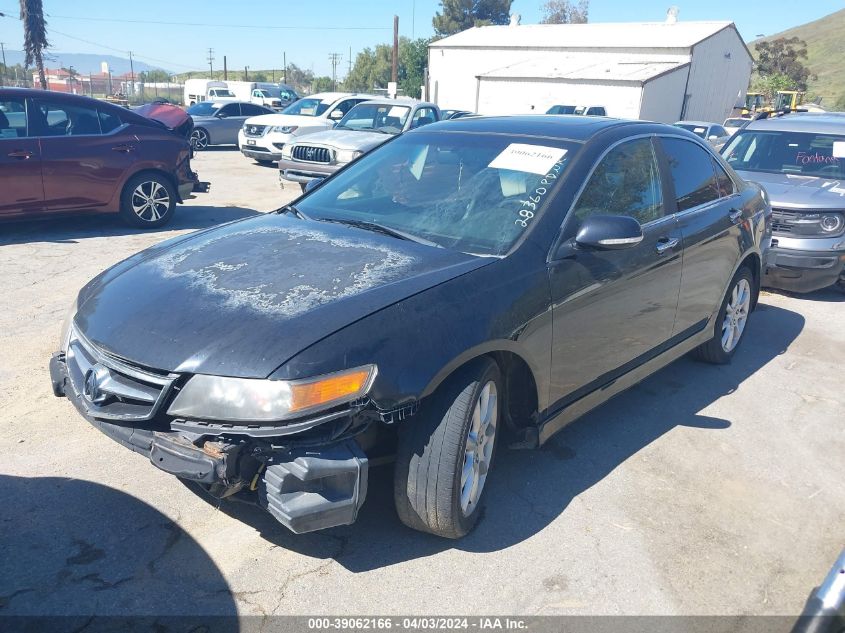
[722,130,845,179]
[675,123,708,139]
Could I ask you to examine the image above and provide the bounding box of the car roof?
[358,98,436,108]
[417,114,651,142]
[744,112,845,134]
[675,120,716,127]
[304,92,378,104]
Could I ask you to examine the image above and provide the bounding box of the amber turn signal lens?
[289,366,375,414]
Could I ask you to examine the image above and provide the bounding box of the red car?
[0,88,207,227]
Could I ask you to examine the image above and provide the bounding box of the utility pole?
[392,15,399,85]
[348,46,352,77]
[223,55,228,80]
[244,66,249,81]
[128,51,135,98]
[328,52,342,91]
[207,48,215,79]
[0,42,6,87]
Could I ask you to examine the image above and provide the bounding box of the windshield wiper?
[277,204,306,219]
[320,218,439,247]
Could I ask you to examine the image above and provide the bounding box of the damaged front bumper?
[50,352,369,534]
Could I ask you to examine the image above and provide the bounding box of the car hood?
[74,214,491,378]
[294,129,396,151]
[244,113,327,127]
[737,170,845,211]
[135,103,193,138]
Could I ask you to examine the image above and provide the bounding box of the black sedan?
[51,116,770,538]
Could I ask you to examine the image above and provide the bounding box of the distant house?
[427,17,753,123]
[33,68,122,95]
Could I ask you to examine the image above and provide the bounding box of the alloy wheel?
[721,278,751,352]
[190,129,209,150]
[460,381,497,516]
[131,181,170,223]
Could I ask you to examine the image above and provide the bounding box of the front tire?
[693,266,754,364]
[394,358,501,538]
[119,173,177,228]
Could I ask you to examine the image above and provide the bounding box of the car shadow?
[762,287,844,303]
[0,205,261,246]
[0,475,238,628]
[186,302,805,572]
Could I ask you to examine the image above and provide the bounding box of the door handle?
[729,208,743,225]
[655,237,680,255]
[111,144,134,153]
[7,150,33,160]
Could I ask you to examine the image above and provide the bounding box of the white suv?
[238,92,377,164]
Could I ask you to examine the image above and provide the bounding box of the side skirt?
[536,326,713,446]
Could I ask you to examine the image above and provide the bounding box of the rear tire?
[692,266,754,364]
[394,358,501,538]
[119,173,177,228]
[190,128,210,150]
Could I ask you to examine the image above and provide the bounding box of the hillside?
[752,8,845,108]
[1,50,166,75]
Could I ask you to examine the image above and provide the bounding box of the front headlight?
[272,125,298,134]
[167,364,378,422]
[59,295,79,352]
[335,149,363,163]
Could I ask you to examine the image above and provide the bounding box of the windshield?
[547,105,576,115]
[338,103,410,133]
[257,90,272,97]
[281,98,329,117]
[724,118,748,128]
[187,102,218,116]
[722,130,845,179]
[296,132,578,256]
[675,123,708,139]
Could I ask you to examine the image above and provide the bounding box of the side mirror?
[304,178,324,193]
[329,110,344,120]
[216,111,228,118]
[574,215,644,250]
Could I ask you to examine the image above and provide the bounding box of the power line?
[42,13,390,31]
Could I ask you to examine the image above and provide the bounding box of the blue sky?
[0,0,843,76]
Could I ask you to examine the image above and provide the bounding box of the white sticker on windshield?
[833,141,845,158]
[489,144,568,175]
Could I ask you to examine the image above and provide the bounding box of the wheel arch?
[736,250,762,309]
[419,342,542,431]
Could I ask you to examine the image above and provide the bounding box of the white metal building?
[427,19,753,123]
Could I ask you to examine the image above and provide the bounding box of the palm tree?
[19,0,48,90]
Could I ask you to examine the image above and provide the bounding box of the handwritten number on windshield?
[515,160,565,228]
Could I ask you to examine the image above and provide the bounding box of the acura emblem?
[83,364,111,405]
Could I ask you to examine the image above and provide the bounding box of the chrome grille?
[65,327,176,421]
[771,209,799,235]
[292,145,332,164]
[243,124,267,137]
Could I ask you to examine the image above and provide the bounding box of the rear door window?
[0,98,28,138]
[660,137,721,211]
[98,110,122,134]
[240,103,266,116]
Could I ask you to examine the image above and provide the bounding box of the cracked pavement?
[0,148,843,618]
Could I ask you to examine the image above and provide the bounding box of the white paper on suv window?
[489,144,568,175]
[832,141,845,158]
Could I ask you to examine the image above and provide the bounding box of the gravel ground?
[1,148,842,619]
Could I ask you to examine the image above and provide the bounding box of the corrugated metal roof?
[430,21,736,50]
[479,54,690,83]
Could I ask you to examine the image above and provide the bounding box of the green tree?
[344,37,431,98]
[284,63,315,94]
[252,72,268,82]
[540,0,589,24]
[139,69,170,83]
[19,0,48,90]
[432,0,513,38]
[311,76,333,92]
[754,37,815,91]
[751,73,793,100]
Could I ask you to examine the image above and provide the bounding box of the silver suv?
[722,112,845,293]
